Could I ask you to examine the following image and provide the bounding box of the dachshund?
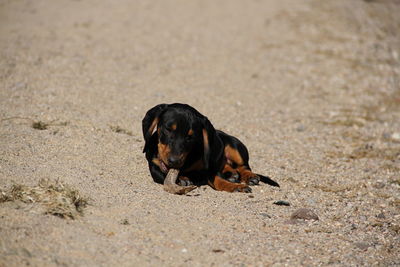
[142,103,279,193]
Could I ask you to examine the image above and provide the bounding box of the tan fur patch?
[237,166,257,183]
[224,145,244,166]
[211,175,248,192]
[222,163,236,174]
[202,128,209,151]
[152,158,161,166]
[158,143,171,164]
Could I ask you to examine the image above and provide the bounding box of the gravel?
[1,0,399,266]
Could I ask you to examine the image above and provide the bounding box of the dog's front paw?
[224,171,240,183]
[178,176,193,186]
[239,171,260,186]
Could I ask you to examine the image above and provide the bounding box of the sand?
[1,0,399,266]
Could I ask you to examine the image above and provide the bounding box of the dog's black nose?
[168,156,181,167]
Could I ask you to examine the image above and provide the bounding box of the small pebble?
[376,212,385,219]
[290,208,319,221]
[273,200,290,206]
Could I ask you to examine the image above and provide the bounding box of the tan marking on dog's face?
[188,129,194,136]
[171,123,177,131]
[158,143,171,165]
[152,158,161,166]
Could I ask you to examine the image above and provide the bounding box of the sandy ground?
[1,0,400,266]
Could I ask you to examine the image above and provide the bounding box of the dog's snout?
[168,156,181,167]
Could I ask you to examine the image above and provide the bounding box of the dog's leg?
[177,176,194,186]
[208,174,251,193]
[223,144,260,185]
[236,166,260,185]
[221,163,240,183]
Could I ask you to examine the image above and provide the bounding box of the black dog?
[142,103,279,193]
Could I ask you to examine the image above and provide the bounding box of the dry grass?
[0,117,68,130]
[0,179,88,219]
[31,121,50,130]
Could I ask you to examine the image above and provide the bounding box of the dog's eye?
[165,124,177,132]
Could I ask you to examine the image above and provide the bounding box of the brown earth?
[1,0,400,266]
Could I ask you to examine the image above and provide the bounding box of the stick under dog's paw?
[163,168,196,195]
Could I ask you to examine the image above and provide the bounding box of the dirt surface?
[1,0,400,266]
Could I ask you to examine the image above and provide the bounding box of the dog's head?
[142,103,218,170]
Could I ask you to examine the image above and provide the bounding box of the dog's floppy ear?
[201,117,217,170]
[142,104,168,152]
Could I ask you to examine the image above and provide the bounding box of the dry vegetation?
[1,179,88,219]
